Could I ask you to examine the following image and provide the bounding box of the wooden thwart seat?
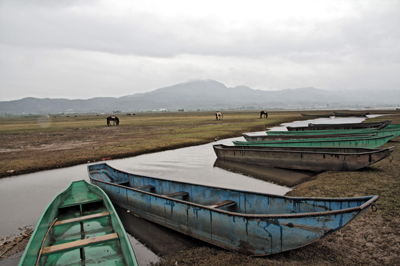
[59,194,102,208]
[42,233,118,255]
[208,200,236,208]
[54,212,110,226]
[164,191,188,198]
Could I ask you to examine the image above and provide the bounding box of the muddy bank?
[0,227,33,264]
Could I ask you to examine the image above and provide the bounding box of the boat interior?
[37,184,127,265]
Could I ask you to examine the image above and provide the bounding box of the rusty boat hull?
[213,144,394,172]
[88,163,379,256]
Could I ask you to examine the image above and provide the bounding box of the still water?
[0,116,368,265]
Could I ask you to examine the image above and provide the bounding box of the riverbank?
[1,110,399,265]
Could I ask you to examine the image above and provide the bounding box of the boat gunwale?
[242,133,379,140]
[234,133,395,145]
[213,144,396,156]
[88,164,379,219]
[266,127,400,135]
[286,119,392,130]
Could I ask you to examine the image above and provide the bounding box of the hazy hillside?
[0,79,399,115]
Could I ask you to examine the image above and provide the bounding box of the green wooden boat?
[334,111,370,117]
[19,180,138,266]
[243,133,376,141]
[266,124,400,139]
[286,120,391,131]
[233,134,394,148]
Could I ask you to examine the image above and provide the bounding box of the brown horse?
[215,111,223,120]
[260,110,268,118]
[107,116,119,126]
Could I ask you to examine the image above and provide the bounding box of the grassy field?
[1,109,399,265]
[0,110,308,178]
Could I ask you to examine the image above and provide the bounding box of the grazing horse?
[260,110,268,118]
[215,111,223,120]
[107,116,119,126]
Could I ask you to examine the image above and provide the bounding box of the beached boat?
[242,133,376,141]
[384,124,400,130]
[334,111,370,117]
[233,134,394,149]
[88,163,379,256]
[19,180,138,266]
[266,124,400,139]
[286,120,392,131]
[301,113,333,118]
[213,144,394,172]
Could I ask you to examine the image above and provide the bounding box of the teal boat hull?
[89,163,378,256]
[234,134,394,148]
[266,125,400,140]
[214,144,394,172]
[19,180,138,266]
[286,120,391,131]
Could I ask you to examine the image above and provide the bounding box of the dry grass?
[0,111,306,177]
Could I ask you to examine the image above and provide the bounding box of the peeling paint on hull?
[88,163,378,256]
[213,144,394,172]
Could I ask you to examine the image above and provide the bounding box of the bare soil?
[0,227,33,262]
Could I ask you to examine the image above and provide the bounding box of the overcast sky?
[0,0,399,101]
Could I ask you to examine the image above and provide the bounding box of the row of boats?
[301,111,370,118]
[214,119,397,172]
[19,119,395,264]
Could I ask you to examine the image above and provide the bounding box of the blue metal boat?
[88,163,378,256]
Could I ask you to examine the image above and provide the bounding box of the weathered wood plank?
[42,233,118,255]
[54,212,110,226]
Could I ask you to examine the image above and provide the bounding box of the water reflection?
[117,207,209,259]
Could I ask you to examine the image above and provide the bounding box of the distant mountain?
[0,79,399,115]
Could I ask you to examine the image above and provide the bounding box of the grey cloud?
[2,1,397,60]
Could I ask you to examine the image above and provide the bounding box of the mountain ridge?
[0,79,398,115]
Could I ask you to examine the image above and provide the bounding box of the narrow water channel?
[0,116,368,265]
